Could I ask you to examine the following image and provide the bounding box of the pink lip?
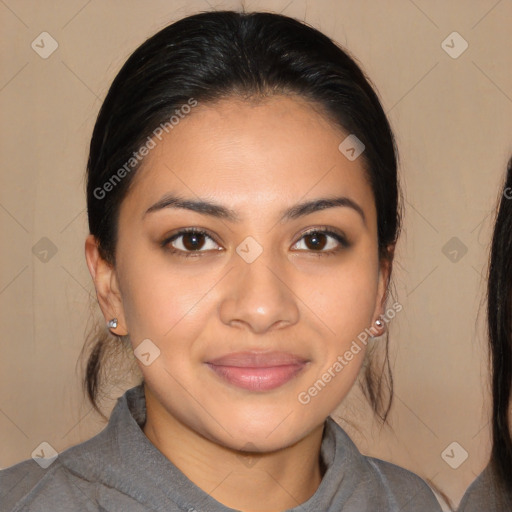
[206,351,308,392]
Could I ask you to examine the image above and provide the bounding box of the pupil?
[183,233,204,250]
[306,232,326,250]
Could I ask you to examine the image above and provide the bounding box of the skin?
[85,95,392,511]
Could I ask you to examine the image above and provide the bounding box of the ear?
[85,234,128,336]
[371,244,395,334]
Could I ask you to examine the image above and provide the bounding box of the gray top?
[1,384,441,511]
[457,465,512,512]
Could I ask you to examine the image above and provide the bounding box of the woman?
[458,158,512,511]
[0,10,441,511]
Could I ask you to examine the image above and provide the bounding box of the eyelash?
[161,227,349,258]
[161,228,219,259]
[293,228,349,256]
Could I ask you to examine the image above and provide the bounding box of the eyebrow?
[143,194,366,224]
[282,197,366,224]
[144,195,240,221]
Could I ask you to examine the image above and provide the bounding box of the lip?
[206,351,309,392]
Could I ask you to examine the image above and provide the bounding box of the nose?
[219,254,300,334]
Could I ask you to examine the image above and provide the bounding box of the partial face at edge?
[97,95,389,451]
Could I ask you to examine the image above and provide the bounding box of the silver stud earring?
[107,318,118,329]
[375,319,384,328]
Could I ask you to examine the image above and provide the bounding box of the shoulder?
[325,418,442,511]
[0,386,147,511]
[0,457,98,512]
[458,464,512,512]
[365,456,441,510]
[0,410,115,511]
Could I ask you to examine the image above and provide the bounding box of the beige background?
[1,0,511,510]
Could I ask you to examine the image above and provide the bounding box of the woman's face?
[101,95,389,451]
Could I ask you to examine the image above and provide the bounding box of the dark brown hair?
[488,156,512,501]
[82,10,401,420]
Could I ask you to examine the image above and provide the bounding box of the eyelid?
[161,226,349,257]
[161,228,223,254]
[291,226,350,251]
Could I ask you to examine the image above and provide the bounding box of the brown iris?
[182,232,206,251]
[303,232,327,251]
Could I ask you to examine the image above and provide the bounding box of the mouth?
[205,351,309,392]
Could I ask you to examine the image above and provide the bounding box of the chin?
[203,406,322,452]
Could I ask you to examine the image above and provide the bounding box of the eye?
[291,229,348,253]
[164,229,221,254]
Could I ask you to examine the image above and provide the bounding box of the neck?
[142,388,326,511]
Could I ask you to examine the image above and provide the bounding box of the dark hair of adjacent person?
[488,156,512,498]
[81,10,401,421]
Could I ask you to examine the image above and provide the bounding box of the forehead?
[122,95,375,218]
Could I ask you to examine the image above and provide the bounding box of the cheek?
[302,257,380,341]
[117,253,221,345]
[294,263,378,411]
